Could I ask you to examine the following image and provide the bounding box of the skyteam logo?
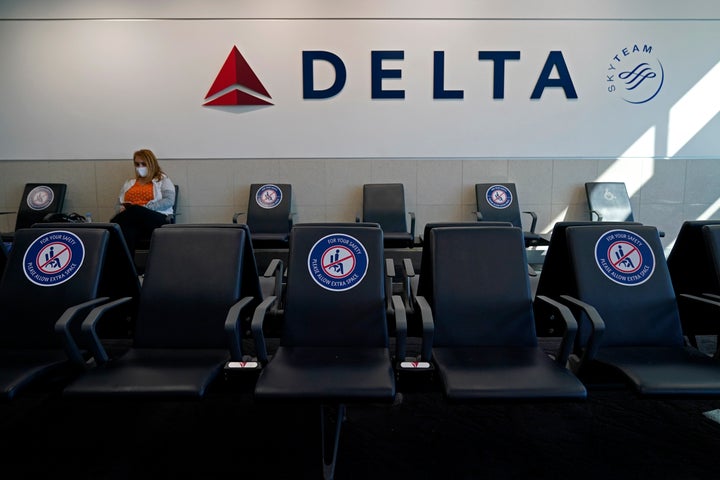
[594,229,655,286]
[203,46,273,106]
[26,185,54,210]
[307,233,369,291]
[23,230,85,287]
[486,185,513,209]
[605,43,664,104]
[255,184,283,209]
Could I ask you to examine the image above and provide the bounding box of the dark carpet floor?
[2,338,720,479]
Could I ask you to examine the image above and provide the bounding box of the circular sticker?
[594,229,655,286]
[307,233,369,291]
[485,185,513,209]
[26,185,55,210]
[23,230,85,287]
[255,184,283,209]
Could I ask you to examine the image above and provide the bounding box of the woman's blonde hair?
[133,149,164,181]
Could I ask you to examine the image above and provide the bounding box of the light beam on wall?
[667,61,720,157]
[596,127,655,196]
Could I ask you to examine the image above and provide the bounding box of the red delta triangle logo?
[203,46,273,106]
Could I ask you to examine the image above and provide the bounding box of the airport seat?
[33,222,142,343]
[533,221,641,337]
[61,226,259,399]
[560,224,720,395]
[233,183,296,249]
[162,222,273,329]
[252,223,404,479]
[1,183,67,243]
[412,226,586,401]
[474,183,549,248]
[400,222,513,342]
[0,227,111,400]
[585,181,665,237]
[357,183,415,248]
[585,182,633,222]
[666,220,720,347]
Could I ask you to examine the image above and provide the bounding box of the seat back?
[416,221,512,302]
[585,182,634,222]
[34,222,141,303]
[362,183,409,234]
[0,227,108,348]
[474,183,524,228]
[428,226,537,347]
[134,227,249,349]
[535,221,643,301]
[533,221,641,337]
[35,222,142,338]
[667,220,720,296]
[13,183,68,231]
[281,223,388,348]
[161,223,263,304]
[565,224,683,347]
[246,183,294,235]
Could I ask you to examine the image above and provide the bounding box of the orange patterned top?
[124,182,154,206]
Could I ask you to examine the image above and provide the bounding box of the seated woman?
[111,149,176,255]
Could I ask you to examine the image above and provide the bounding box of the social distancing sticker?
[485,185,513,209]
[594,229,655,286]
[307,233,368,291]
[255,184,282,209]
[23,230,85,287]
[26,185,54,210]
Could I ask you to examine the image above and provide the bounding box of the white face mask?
[136,166,148,177]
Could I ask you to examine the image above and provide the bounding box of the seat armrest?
[589,209,603,221]
[385,258,396,314]
[251,295,279,365]
[80,297,133,365]
[474,210,483,221]
[679,293,720,356]
[414,295,435,362]
[535,295,577,366]
[264,258,285,308]
[559,295,606,372]
[391,295,408,362]
[54,297,111,367]
[223,296,256,361]
[522,210,538,233]
[408,211,416,240]
[402,258,416,311]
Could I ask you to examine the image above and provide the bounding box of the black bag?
[42,212,87,223]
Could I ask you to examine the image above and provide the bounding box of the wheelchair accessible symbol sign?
[23,230,85,287]
[594,229,655,286]
[308,233,368,291]
[255,184,282,209]
[486,185,512,209]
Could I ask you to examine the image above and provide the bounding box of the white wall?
[1,1,719,250]
[1,2,719,159]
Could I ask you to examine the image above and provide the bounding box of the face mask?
[136,166,148,177]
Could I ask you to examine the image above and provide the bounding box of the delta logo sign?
[204,43,663,108]
[203,46,273,106]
